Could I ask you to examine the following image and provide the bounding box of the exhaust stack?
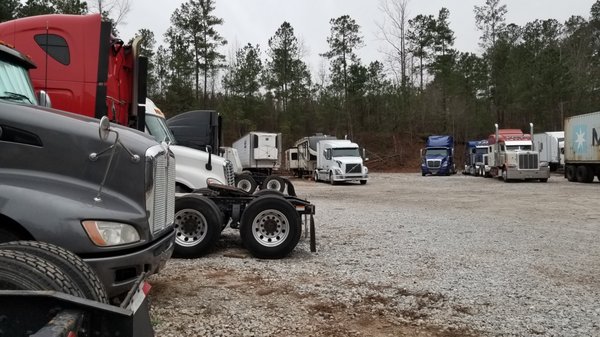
[530,123,534,151]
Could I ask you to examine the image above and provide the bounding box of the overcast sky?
[117,0,597,74]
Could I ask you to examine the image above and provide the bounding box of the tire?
[235,174,257,193]
[539,178,548,183]
[173,196,223,258]
[313,170,319,182]
[0,241,108,303]
[0,249,84,297]
[501,169,509,182]
[360,180,367,185]
[576,165,594,183]
[261,175,286,192]
[254,189,285,198]
[329,172,337,185]
[566,165,576,182]
[240,196,302,259]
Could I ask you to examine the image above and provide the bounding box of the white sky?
[117,0,597,75]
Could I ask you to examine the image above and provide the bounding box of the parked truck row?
[0,13,317,333]
[0,13,315,261]
[167,110,290,193]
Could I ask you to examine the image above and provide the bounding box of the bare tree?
[88,0,131,28]
[376,0,410,88]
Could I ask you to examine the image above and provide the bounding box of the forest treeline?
[3,0,600,168]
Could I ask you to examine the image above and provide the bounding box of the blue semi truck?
[463,139,490,176]
[420,135,456,176]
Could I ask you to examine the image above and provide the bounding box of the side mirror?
[36,90,52,108]
[99,116,111,141]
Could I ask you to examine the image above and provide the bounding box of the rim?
[251,209,290,247]
[266,179,282,191]
[174,209,208,247]
[237,179,253,192]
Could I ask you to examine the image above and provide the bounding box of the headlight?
[442,161,448,167]
[82,220,140,246]
[206,177,224,185]
[334,168,342,174]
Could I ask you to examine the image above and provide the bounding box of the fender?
[0,169,149,254]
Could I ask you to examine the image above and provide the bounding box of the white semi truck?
[314,139,369,185]
[144,100,315,259]
[487,123,550,182]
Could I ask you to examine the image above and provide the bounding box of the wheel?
[576,165,594,183]
[501,169,509,182]
[239,196,302,259]
[360,180,367,185]
[0,249,84,297]
[329,172,337,185]
[539,178,548,183]
[313,170,319,182]
[261,175,286,192]
[0,241,108,303]
[566,165,576,182]
[173,196,223,258]
[235,174,257,193]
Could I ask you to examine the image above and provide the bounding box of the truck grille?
[146,145,175,235]
[345,164,362,174]
[224,160,235,186]
[427,160,441,168]
[518,153,539,170]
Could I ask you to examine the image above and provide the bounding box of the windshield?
[332,147,360,157]
[506,145,532,151]
[0,59,37,105]
[475,147,488,154]
[146,115,176,144]
[425,148,448,156]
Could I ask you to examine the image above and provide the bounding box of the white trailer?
[314,139,368,185]
[564,111,600,183]
[290,134,337,177]
[533,131,564,171]
[233,132,282,174]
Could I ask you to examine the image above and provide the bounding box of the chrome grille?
[345,164,362,174]
[427,160,441,168]
[518,153,539,170]
[146,145,175,235]
[224,160,235,186]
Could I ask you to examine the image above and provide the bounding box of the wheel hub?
[261,216,279,235]
[174,209,207,246]
[251,209,290,247]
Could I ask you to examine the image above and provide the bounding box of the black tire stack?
[0,241,108,303]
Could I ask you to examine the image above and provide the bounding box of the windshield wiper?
[0,91,33,104]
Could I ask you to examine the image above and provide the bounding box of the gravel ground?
[148,172,600,337]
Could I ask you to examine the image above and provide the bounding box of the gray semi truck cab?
[0,42,176,299]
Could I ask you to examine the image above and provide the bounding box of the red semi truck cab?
[0,13,146,129]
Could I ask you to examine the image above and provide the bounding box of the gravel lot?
[148,172,600,337]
